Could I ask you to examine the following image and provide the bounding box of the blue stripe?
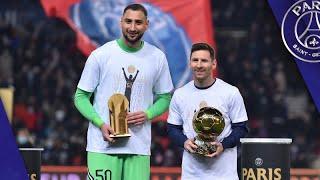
[0,99,28,179]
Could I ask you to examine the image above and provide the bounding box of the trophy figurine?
[108,94,131,138]
[192,107,225,155]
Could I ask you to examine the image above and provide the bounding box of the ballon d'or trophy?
[192,107,225,155]
[108,94,131,138]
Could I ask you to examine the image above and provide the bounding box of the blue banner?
[268,0,320,112]
[0,99,28,179]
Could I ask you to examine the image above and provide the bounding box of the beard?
[123,31,144,45]
[193,69,211,81]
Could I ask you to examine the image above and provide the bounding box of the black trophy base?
[110,133,131,138]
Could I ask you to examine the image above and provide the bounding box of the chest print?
[122,66,139,111]
[189,100,209,131]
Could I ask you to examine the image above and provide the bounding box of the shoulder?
[90,40,117,59]
[173,81,194,97]
[215,78,240,95]
[143,41,166,58]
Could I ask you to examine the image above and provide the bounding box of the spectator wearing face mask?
[16,127,34,148]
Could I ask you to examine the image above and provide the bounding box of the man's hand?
[100,123,115,143]
[126,111,147,125]
[184,139,198,153]
[205,141,224,158]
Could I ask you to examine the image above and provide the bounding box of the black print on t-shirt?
[122,67,139,111]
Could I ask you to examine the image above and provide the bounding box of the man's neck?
[117,38,143,53]
[194,78,216,89]
[122,37,142,48]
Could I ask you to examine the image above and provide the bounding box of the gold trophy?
[108,94,131,138]
[192,107,225,155]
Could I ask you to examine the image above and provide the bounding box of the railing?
[40,166,320,180]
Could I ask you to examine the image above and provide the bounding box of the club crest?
[281,0,320,63]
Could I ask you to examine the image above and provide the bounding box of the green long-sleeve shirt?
[74,88,171,128]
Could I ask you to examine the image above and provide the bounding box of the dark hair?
[190,43,215,60]
[123,3,148,17]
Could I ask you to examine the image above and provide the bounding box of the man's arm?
[73,88,104,128]
[74,88,115,142]
[166,92,185,147]
[145,93,171,120]
[146,50,173,120]
[222,87,249,149]
[167,123,188,148]
[166,93,198,152]
[205,121,248,157]
[122,67,128,80]
[126,93,171,125]
[167,123,198,153]
[221,121,249,149]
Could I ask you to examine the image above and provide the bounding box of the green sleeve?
[145,93,172,120]
[74,88,104,128]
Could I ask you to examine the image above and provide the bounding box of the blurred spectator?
[16,127,35,148]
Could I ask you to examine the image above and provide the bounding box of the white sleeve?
[167,93,183,125]
[153,52,174,94]
[229,88,248,123]
[77,53,100,92]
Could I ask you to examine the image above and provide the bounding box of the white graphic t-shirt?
[168,78,248,180]
[78,40,173,155]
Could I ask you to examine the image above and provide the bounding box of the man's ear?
[212,59,217,69]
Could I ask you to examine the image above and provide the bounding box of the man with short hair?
[167,42,248,180]
[74,3,173,180]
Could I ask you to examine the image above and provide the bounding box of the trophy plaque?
[192,107,225,155]
[108,94,131,138]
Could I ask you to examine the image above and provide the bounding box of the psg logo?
[281,0,320,63]
[254,157,263,167]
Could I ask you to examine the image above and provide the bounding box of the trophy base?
[194,138,217,155]
[110,134,131,138]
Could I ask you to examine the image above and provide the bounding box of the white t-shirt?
[167,78,248,180]
[78,40,173,155]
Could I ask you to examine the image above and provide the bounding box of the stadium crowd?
[0,0,319,168]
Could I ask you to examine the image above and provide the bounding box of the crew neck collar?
[116,38,144,53]
[194,78,217,90]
